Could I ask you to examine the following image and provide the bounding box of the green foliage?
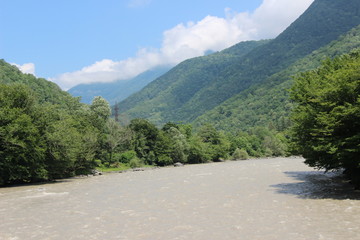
[129,118,160,163]
[119,0,360,128]
[0,60,114,184]
[232,148,249,160]
[103,119,132,166]
[187,136,212,164]
[0,75,290,185]
[118,150,137,164]
[0,84,46,184]
[90,96,111,131]
[0,60,76,106]
[290,50,360,184]
[118,40,270,123]
[164,127,189,163]
[194,24,360,133]
[192,124,231,162]
[129,157,144,169]
[227,127,288,158]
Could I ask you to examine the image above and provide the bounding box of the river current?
[1,157,360,240]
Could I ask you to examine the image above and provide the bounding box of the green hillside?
[117,40,270,122]
[117,0,360,127]
[194,25,360,131]
[0,60,74,105]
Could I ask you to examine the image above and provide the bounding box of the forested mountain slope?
[117,0,360,126]
[194,25,360,131]
[0,60,74,105]
[68,66,171,105]
[117,40,270,122]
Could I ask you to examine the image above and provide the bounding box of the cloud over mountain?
[52,0,314,90]
[12,63,36,75]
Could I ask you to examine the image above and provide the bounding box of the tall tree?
[104,118,132,166]
[290,50,360,186]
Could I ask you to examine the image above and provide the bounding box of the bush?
[94,159,103,167]
[129,157,144,168]
[232,148,249,160]
[156,155,173,166]
[119,150,137,164]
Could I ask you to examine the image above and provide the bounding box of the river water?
[1,157,360,240]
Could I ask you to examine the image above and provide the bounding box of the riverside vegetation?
[0,62,288,185]
[1,0,359,187]
[1,50,359,186]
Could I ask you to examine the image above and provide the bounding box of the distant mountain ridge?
[116,0,360,129]
[68,66,171,105]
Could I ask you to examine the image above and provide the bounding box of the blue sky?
[1,0,313,89]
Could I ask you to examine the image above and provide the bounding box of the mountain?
[0,60,74,105]
[118,40,271,121]
[68,66,171,105]
[194,24,360,131]
[116,0,360,128]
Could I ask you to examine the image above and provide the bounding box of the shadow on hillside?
[271,171,360,200]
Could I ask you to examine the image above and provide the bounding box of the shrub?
[232,148,249,160]
[119,150,137,164]
[129,157,144,168]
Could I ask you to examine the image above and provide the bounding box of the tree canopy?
[290,50,360,185]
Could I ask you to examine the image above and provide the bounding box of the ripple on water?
[1,157,360,240]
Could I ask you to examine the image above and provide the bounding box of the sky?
[1,0,314,90]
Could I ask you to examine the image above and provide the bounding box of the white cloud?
[251,0,315,38]
[52,0,314,90]
[12,62,36,75]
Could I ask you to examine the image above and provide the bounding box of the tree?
[290,50,360,186]
[164,127,189,163]
[104,118,132,166]
[90,96,111,120]
[129,119,160,164]
[187,136,212,164]
[90,96,111,131]
[196,124,230,161]
[0,84,47,184]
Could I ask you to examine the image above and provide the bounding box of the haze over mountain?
[68,66,171,105]
[116,0,360,130]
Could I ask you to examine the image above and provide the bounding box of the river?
[1,157,360,240]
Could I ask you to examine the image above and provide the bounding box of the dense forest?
[195,24,360,132]
[0,61,288,185]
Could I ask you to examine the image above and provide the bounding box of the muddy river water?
[1,157,360,240]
